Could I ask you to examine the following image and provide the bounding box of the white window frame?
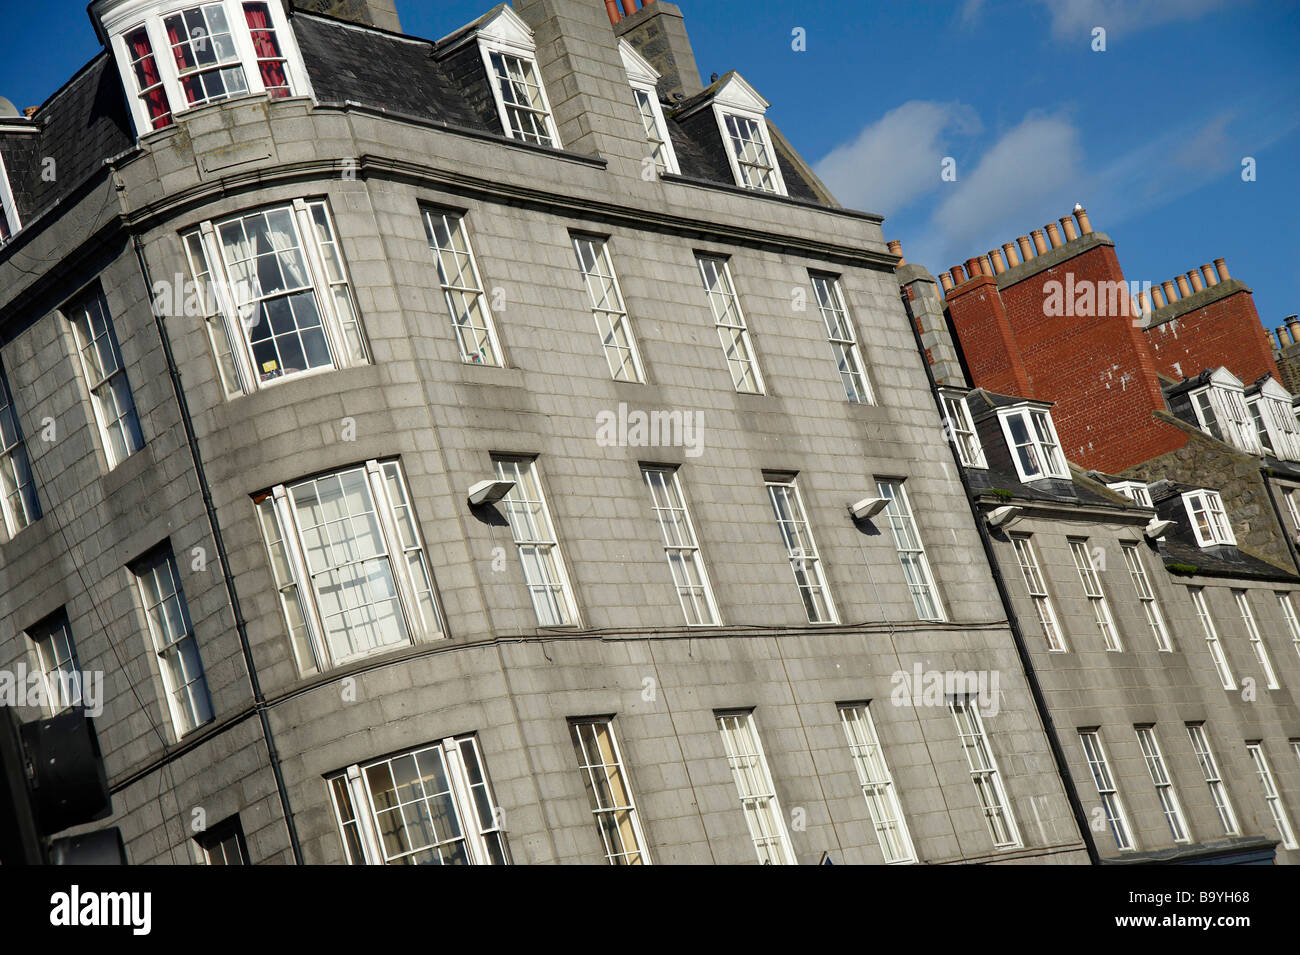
[1250,379,1300,460]
[26,610,83,715]
[102,0,313,137]
[877,478,944,622]
[494,455,580,628]
[812,272,873,405]
[1283,488,1300,536]
[1010,534,1066,652]
[423,208,503,367]
[66,286,145,468]
[1121,543,1172,651]
[1186,723,1239,836]
[327,735,510,865]
[715,710,796,864]
[1079,730,1135,851]
[459,7,561,149]
[133,545,213,738]
[997,406,1069,481]
[0,358,41,540]
[1135,725,1191,844]
[1107,481,1152,507]
[182,198,368,396]
[0,148,21,245]
[1246,742,1297,850]
[254,459,446,675]
[1189,587,1236,690]
[950,697,1020,849]
[642,465,720,627]
[1189,371,1260,455]
[572,234,645,383]
[1233,589,1280,690]
[941,390,985,467]
[697,254,764,394]
[1070,539,1121,651]
[1181,489,1235,547]
[765,474,837,624]
[618,40,679,176]
[838,703,915,864]
[1278,592,1300,662]
[569,717,651,865]
[197,816,249,865]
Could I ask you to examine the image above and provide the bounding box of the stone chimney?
[614,2,703,101]
[291,0,401,32]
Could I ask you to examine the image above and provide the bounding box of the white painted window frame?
[1121,542,1172,651]
[0,148,21,245]
[423,208,504,367]
[941,390,985,467]
[1181,489,1235,547]
[1246,742,1297,850]
[950,697,1021,849]
[1233,589,1280,689]
[101,0,313,137]
[618,40,679,176]
[182,198,368,397]
[1106,481,1151,507]
[255,459,446,675]
[1135,725,1191,844]
[1278,591,1300,662]
[997,406,1069,481]
[65,286,145,469]
[877,478,945,622]
[473,14,561,149]
[494,454,580,628]
[1186,723,1239,836]
[572,234,645,383]
[1010,534,1066,652]
[133,546,213,739]
[713,106,787,196]
[642,465,720,627]
[812,272,873,405]
[1079,729,1136,851]
[26,610,83,715]
[765,474,837,624]
[838,703,915,864]
[1070,538,1121,651]
[1190,375,1260,455]
[327,734,509,865]
[697,254,765,395]
[715,710,796,864]
[569,717,651,865]
[1189,586,1236,690]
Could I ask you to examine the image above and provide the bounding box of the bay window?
[104,0,308,136]
[328,735,509,865]
[254,460,446,675]
[182,198,368,395]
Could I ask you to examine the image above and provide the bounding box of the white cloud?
[910,112,1083,269]
[1034,0,1233,38]
[812,100,980,214]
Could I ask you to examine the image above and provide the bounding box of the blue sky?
[4,0,1298,331]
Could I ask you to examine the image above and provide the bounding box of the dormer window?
[99,0,309,136]
[1246,378,1300,461]
[618,40,678,176]
[676,73,787,196]
[998,406,1068,481]
[1107,481,1152,507]
[1189,369,1260,455]
[0,148,21,245]
[1182,489,1235,547]
[941,390,985,467]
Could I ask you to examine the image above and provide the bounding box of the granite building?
[0,1,1090,864]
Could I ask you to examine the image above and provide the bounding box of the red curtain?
[244,4,290,97]
[126,28,173,129]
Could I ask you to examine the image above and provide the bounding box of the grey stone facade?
[0,1,1088,864]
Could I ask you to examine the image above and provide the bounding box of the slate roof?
[0,9,828,258]
[0,55,133,229]
[1148,479,1299,581]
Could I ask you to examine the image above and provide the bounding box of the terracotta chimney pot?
[1073,204,1092,234]
[1045,223,1063,248]
[988,250,1007,275]
[939,272,954,292]
[1200,264,1218,287]
[1059,216,1078,242]
[1151,285,1168,308]
[950,265,967,285]
[1002,242,1021,268]
[1176,275,1192,297]
[1031,230,1048,254]
[1188,270,1205,293]
[887,239,904,264]
[1213,257,1230,281]
[1017,235,1034,260]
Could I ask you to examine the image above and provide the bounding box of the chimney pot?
[964,257,983,279]
[1151,285,1168,308]
[605,0,622,24]
[1162,280,1177,302]
[1031,230,1048,254]
[1002,242,1021,268]
[1045,223,1063,248]
[1287,314,1300,339]
[1017,235,1034,260]
[1188,270,1205,293]
[886,239,905,265]
[1277,325,1292,348]
[950,265,967,285]
[939,271,954,292]
[988,249,1007,275]
[1059,216,1079,242]
[1213,257,1230,281]
[1200,264,1218,287]
[1074,205,1092,234]
[1175,274,1192,297]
